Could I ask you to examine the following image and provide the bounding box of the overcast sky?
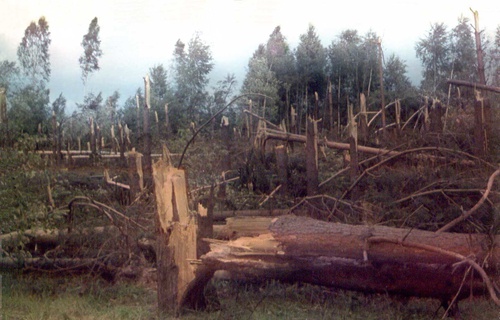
[1,0,499,113]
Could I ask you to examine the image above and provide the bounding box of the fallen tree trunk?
[447,79,500,94]
[190,215,500,308]
[262,128,400,156]
[212,208,299,221]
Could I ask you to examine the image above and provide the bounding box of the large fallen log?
[190,215,500,309]
[447,79,500,94]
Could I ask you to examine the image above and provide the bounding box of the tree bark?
[143,75,152,181]
[470,9,492,156]
[275,145,288,194]
[263,128,400,157]
[201,215,500,303]
[447,79,500,94]
[305,117,319,195]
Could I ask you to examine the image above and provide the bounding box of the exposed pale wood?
[212,208,296,221]
[201,215,500,304]
[153,160,204,314]
[213,216,275,239]
[127,151,144,200]
[104,169,130,190]
[263,128,400,157]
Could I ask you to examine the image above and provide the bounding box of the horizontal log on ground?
[1,226,122,250]
[212,208,298,221]
[263,129,399,156]
[200,215,500,302]
[0,257,116,272]
[447,79,500,94]
[36,150,177,157]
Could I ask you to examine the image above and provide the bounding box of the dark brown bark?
[328,81,334,132]
[202,215,500,303]
[275,145,288,194]
[212,208,302,221]
[305,117,319,195]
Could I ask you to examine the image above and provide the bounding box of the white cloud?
[1,0,499,111]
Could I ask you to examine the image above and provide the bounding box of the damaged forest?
[2,7,500,320]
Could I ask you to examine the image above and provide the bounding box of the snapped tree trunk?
[470,9,491,156]
[143,75,152,181]
[153,160,212,316]
[201,215,500,304]
[305,116,319,195]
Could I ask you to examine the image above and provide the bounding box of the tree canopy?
[79,17,103,85]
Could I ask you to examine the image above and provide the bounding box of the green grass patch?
[2,274,499,319]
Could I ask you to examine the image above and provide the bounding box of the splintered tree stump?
[127,150,144,200]
[201,215,500,304]
[153,160,213,316]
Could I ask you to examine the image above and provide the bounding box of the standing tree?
[79,17,103,85]
[384,54,414,101]
[450,16,477,83]
[51,93,66,163]
[0,60,20,95]
[106,90,120,126]
[149,64,172,136]
[265,26,296,122]
[415,23,451,96]
[172,33,214,131]
[327,30,379,128]
[488,25,500,86]
[12,17,51,134]
[295,24,327,116]
[17,17,51,85]
[240,45,279,121]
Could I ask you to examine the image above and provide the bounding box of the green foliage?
[415,22,451,96]
[0,146,49,234]
[172,33,214,130]
[296,24,327,101]
[240,49,279,121]
[79,17,103,84]
[451,16,477,82]
[384,53,415,101]
[0,60,21,94]
[17,16,51,85]
[487,25,500,86]
[8,84,50,135]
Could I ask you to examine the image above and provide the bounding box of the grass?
[2,273,156,320]
[2,274,499,319]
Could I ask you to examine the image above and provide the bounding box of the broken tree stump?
[127,150,144,200]
[306,116,319,195]
[153,159,213,316]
